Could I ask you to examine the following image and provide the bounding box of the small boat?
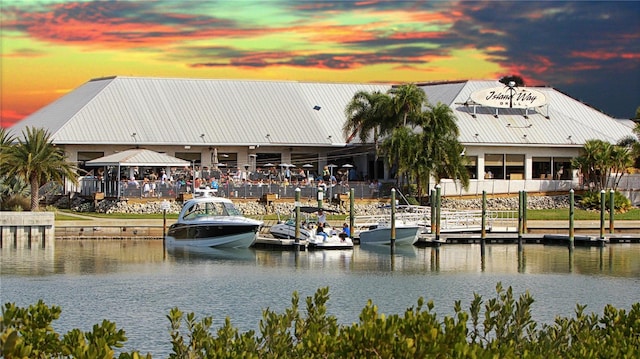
[165,197,263,248]
[270,206,352,250]
[358,223,421,246]
[307,231,354,250]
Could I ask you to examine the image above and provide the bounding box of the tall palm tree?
[572,139,613,191]
[388,83,427,126]
[343,90,393,179]
[0,127,78,211]
[416,102,468,190]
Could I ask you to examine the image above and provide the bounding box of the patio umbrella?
[303,163,314,179]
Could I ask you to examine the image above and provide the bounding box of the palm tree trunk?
[30,177,39,211]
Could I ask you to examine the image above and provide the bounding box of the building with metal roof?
[9,76,636,196]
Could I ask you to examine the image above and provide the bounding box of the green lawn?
[54,208,639,221]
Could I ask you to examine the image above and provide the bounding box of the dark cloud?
[448,1,640,118]
[2,0,638,119]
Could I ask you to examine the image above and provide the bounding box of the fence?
[67,174,640,202]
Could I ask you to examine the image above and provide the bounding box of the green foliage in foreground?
[2,284,639,358]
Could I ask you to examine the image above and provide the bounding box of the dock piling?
[569,189,575,249]
[600,190,606,239]
[390,188,396,246]
[609,189,615,234]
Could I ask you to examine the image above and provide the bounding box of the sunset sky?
[1,0,639,128]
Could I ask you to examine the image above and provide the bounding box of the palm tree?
[388,83,426,126]
[0,127,79,211]
[343,90,393,179]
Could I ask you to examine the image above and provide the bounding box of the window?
[484,154,504,179]
[465,156,478,179]
[506,154,524,180]
[77,151,104,175]
[533,157,551,179]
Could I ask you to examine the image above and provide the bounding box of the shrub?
[1,195,30,211]
[579,190,632,213]
[2,285,639,358]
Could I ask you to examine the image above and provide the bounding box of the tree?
[572,139,633,191]
[0,127,79,211]
[375,88,469,198]
[499,75,525,86]
[343,90,393,180]
[388,83,426,126]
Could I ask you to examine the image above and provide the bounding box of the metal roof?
[9,77,632,149]
[419,80,633,147]
[9,76,389,147]
[85,149,190,167]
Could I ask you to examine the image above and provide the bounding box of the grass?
[525,208,639,220]
[53,208,639,221]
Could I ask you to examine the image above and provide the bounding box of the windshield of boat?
[183,201,240,220]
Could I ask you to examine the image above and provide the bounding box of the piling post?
[390,188,396,246]
[609,189,615,234]
[435,185,441,242]
[317,187,323,209]
[295,188,301,248]
[569,189,575,249]
[161,200,170,251]
[599,190,606,239]
[481,191,487,240]
[430,189,436,235]
[522,190,528,233]
[349,188,355,238]
[518,191,523,246]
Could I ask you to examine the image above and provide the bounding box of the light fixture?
[184,145,191,150]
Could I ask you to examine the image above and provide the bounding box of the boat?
[307,231,354,250]
[357,223,422,246]
[353,204,427,246]
[269,206,353,250]
[165,197,263,248]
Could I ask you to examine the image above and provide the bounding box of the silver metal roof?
[10,76,632,149]
[9,76,388,147]
[420,80,633,147]
[85,148,190,167]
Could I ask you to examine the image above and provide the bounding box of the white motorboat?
[165,197,263,248]
[307,232,354,250]
[357,223,421,246]
[269,207,352,250]
[353,204,427,246]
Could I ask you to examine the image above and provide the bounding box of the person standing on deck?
[318,209,327,227]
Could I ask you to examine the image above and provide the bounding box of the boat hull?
[270,224,312,240]
[358,226,420,246]
[166,223,260,248]
[307,234,354,250]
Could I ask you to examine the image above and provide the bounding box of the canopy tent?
[85,149,191,199]
[85,149,190,167]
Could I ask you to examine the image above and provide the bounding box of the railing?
[64,174,640,201]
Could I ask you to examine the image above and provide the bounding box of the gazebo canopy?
[85,149,190,167]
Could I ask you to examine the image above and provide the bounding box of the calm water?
[1,240,639,358]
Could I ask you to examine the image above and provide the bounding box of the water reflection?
[166,246,258,262]
[2,240,639,358]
